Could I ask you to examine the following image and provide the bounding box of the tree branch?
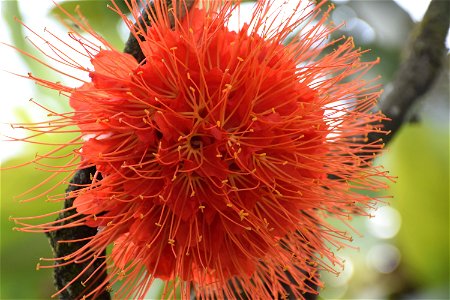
[123,0,195,62]
[368,0,449,147]
[46,167,110,300]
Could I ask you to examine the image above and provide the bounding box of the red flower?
[11,0,389,299]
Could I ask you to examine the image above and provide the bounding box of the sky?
[0,0,445,162]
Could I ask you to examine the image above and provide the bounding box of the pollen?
[239,210,249,221]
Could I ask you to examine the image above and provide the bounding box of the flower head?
[10,0,389,299]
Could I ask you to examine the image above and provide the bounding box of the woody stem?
[366,0,449,147]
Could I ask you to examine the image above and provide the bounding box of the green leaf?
[383,124,449,288]
[1,132,79,298]
[50,0,125,49]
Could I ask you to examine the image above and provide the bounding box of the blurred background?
[0,0,448,299]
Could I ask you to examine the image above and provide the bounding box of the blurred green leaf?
[2,1,46,74]
[50,0,125,49]
[384,124,449,288]
[1,131,78,298]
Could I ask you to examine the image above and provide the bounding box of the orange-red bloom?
[10,0,389,299]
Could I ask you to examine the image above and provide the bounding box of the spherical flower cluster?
[11,0,388,299]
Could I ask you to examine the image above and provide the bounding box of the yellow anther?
[237,56,244,62]
[168,239,175,245]
[239,210,249,221]
[226,203,233,207]
[155,223,162,227]
[199,205,205,212]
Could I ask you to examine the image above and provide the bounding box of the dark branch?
[46,167,110,300]
[368,0,449,147]
[123,0,195,62]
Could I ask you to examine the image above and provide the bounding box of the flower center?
[189,135,203,150]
